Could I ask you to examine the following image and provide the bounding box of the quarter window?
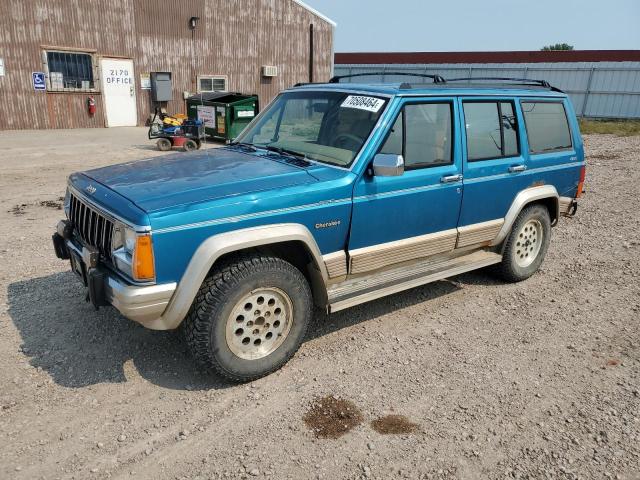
[463,101,520,161]
[45,50,96,92]
[380,103,453,169]
[521,102,572,153]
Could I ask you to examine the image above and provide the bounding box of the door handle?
[441,174,463,183]
[509,165,527,173]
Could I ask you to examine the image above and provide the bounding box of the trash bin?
[186,92,259,142]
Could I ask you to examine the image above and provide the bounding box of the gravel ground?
[0,129,639,480]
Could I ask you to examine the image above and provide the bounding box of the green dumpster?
[186,93,259,142]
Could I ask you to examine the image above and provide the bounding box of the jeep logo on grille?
[85,184,97,195]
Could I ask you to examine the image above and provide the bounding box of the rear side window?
[521,101,572,153]
[463,101,519,161]
[380,102,453,169]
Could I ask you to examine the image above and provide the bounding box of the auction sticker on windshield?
[341,96,385,113]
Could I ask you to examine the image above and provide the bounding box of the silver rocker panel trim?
[348,228,458,275]
[456,218,504,249]
[323,251,348,279]
[329,250,502,313]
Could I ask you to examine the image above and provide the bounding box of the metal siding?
[335,62,640,119]
[0,0,333,130]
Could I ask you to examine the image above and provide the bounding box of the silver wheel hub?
[514,219,543,268]
[225,287,293,360]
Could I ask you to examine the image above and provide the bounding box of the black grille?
[68,193,115,260]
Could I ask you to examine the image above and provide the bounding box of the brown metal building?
[0,0,335,130]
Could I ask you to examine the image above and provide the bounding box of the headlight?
[111,222,155,282]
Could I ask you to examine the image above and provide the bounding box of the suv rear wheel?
[183,253,312,382]
[496,204,551,282]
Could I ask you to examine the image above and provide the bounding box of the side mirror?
[372,154,404,177]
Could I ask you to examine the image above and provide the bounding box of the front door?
[101,58,137,127]
[348,98,463,275]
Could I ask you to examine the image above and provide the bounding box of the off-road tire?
[183,254,312,382]
[496,204,551,282]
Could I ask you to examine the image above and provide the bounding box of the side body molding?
[490,185,559,247]
[146,223,328,330]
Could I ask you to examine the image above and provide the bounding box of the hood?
[83,148,319,212]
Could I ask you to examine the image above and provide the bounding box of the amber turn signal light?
[133,234,155,281]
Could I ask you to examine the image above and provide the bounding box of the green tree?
[541,43,575,51]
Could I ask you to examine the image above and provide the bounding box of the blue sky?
[303,0,640,52]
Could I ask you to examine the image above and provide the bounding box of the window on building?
[521,101,572,153]
[463,101,520,161]
[45,50,96,92]
[198,76,227,93]
[380,103,453,169]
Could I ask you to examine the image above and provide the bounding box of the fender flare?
[489,185,559,247]
[148,223,327,330]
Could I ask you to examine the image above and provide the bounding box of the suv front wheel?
[496,204,551,282]
[183,253,312,382]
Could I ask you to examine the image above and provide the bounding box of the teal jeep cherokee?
[52,74,586,381]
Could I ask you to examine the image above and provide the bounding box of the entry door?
[347,99,463,275]
[101,58,137,127]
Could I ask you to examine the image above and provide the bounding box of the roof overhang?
[292,0,336,27]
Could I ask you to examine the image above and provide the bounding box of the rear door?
[456,98,527,247]
[347,97,463,274]
[519,99,582,199]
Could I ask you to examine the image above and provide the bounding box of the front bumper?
[53,229,177,329]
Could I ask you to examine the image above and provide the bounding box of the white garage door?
[101,58,137,127]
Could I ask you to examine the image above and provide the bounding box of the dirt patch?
[39,199,63,210]
[9,204,27,216]
[303,396,363,439]
[606,358,621,367]
[589,152,621,160]
[371,415,419,435]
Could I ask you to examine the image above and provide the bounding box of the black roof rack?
[329,72,446,84]
[296,74,563,93]
[445,76,550,87]
[443,77,565,92]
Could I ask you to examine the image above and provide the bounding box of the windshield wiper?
[265,145,312,167]
[228,141,258,152]
[265,145,307,160]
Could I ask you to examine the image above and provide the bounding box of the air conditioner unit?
[262,65,278,77]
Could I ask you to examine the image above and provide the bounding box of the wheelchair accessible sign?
[32,72,46,91]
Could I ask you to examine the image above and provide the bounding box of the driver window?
[379,102,453,169]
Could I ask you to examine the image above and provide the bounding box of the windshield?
[235,90,388,167]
